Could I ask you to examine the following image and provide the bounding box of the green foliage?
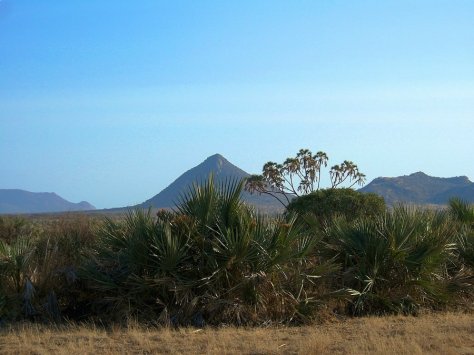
[0,236,36,318]
[0,216,97,321]
[82,177,328,325]
[449,197,474,226]
[245,149,366,206]
[0,216,37,244]
[324,206,471,315]
[0,188,473,325]
[449,198,474,269]
[31,216,98,320]
[286,188,385,226]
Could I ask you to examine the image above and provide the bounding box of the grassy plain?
[0,312,473,354]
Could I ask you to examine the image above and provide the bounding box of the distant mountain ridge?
[5,160,471,215]
[359,172,474,205]
[0,189,96,214]
[140,154,284,213]
[140,158,474,211]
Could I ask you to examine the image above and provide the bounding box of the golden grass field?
[0,312,472,354]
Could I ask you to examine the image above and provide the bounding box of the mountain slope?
[0,189,96,214]
[140,154,284,212]
[359,172,474,205]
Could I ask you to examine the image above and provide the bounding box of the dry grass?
[0,312,472,354]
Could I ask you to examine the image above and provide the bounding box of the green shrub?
[449,198,474,265]
[448,199,474,292]
[324,206,470,315]
[82,177,331,325]
[0,216,37,244]
[1,191,473,324]
[0,215,98,321]
[0,236,36,319]
[286,188,385,226]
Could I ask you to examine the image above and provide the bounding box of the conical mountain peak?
[138,154,284,212]
[205,153,226,162]
[140,154,249,209]
[200,154,231,171]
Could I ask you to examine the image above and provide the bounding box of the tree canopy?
[286,188,385,225]
[245,149,366,206]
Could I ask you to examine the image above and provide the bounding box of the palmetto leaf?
[324,206,463,314]
[81,175,329,324]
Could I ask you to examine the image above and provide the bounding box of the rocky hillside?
[359,172,474,205]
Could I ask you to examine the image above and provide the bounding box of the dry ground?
[0,312,473,354]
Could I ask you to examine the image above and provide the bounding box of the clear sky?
[1,0,473,209]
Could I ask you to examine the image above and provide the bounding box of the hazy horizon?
[1,1,473,208]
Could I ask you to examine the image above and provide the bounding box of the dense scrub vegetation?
[0,180,473,325]
[286,188,385,225]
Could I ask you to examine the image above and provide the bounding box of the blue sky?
[1,0,473,208]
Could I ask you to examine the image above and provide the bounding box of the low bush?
[324,206,472,315]
[286,188,385,227]
[0,215,98,321]
[82,178,334,325]
[0,185,472,325]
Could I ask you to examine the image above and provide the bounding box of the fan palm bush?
[0,236,37,319]
[0,216,40,319]
[324,206,470,315]
[82,177,329,325]
[447,198,474,304]
[0,215,98,321]
[449,198,474,225]
[0,216,36,244]
[31,216,98,320]
[81,208,191,321]
[449,198,474,268]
